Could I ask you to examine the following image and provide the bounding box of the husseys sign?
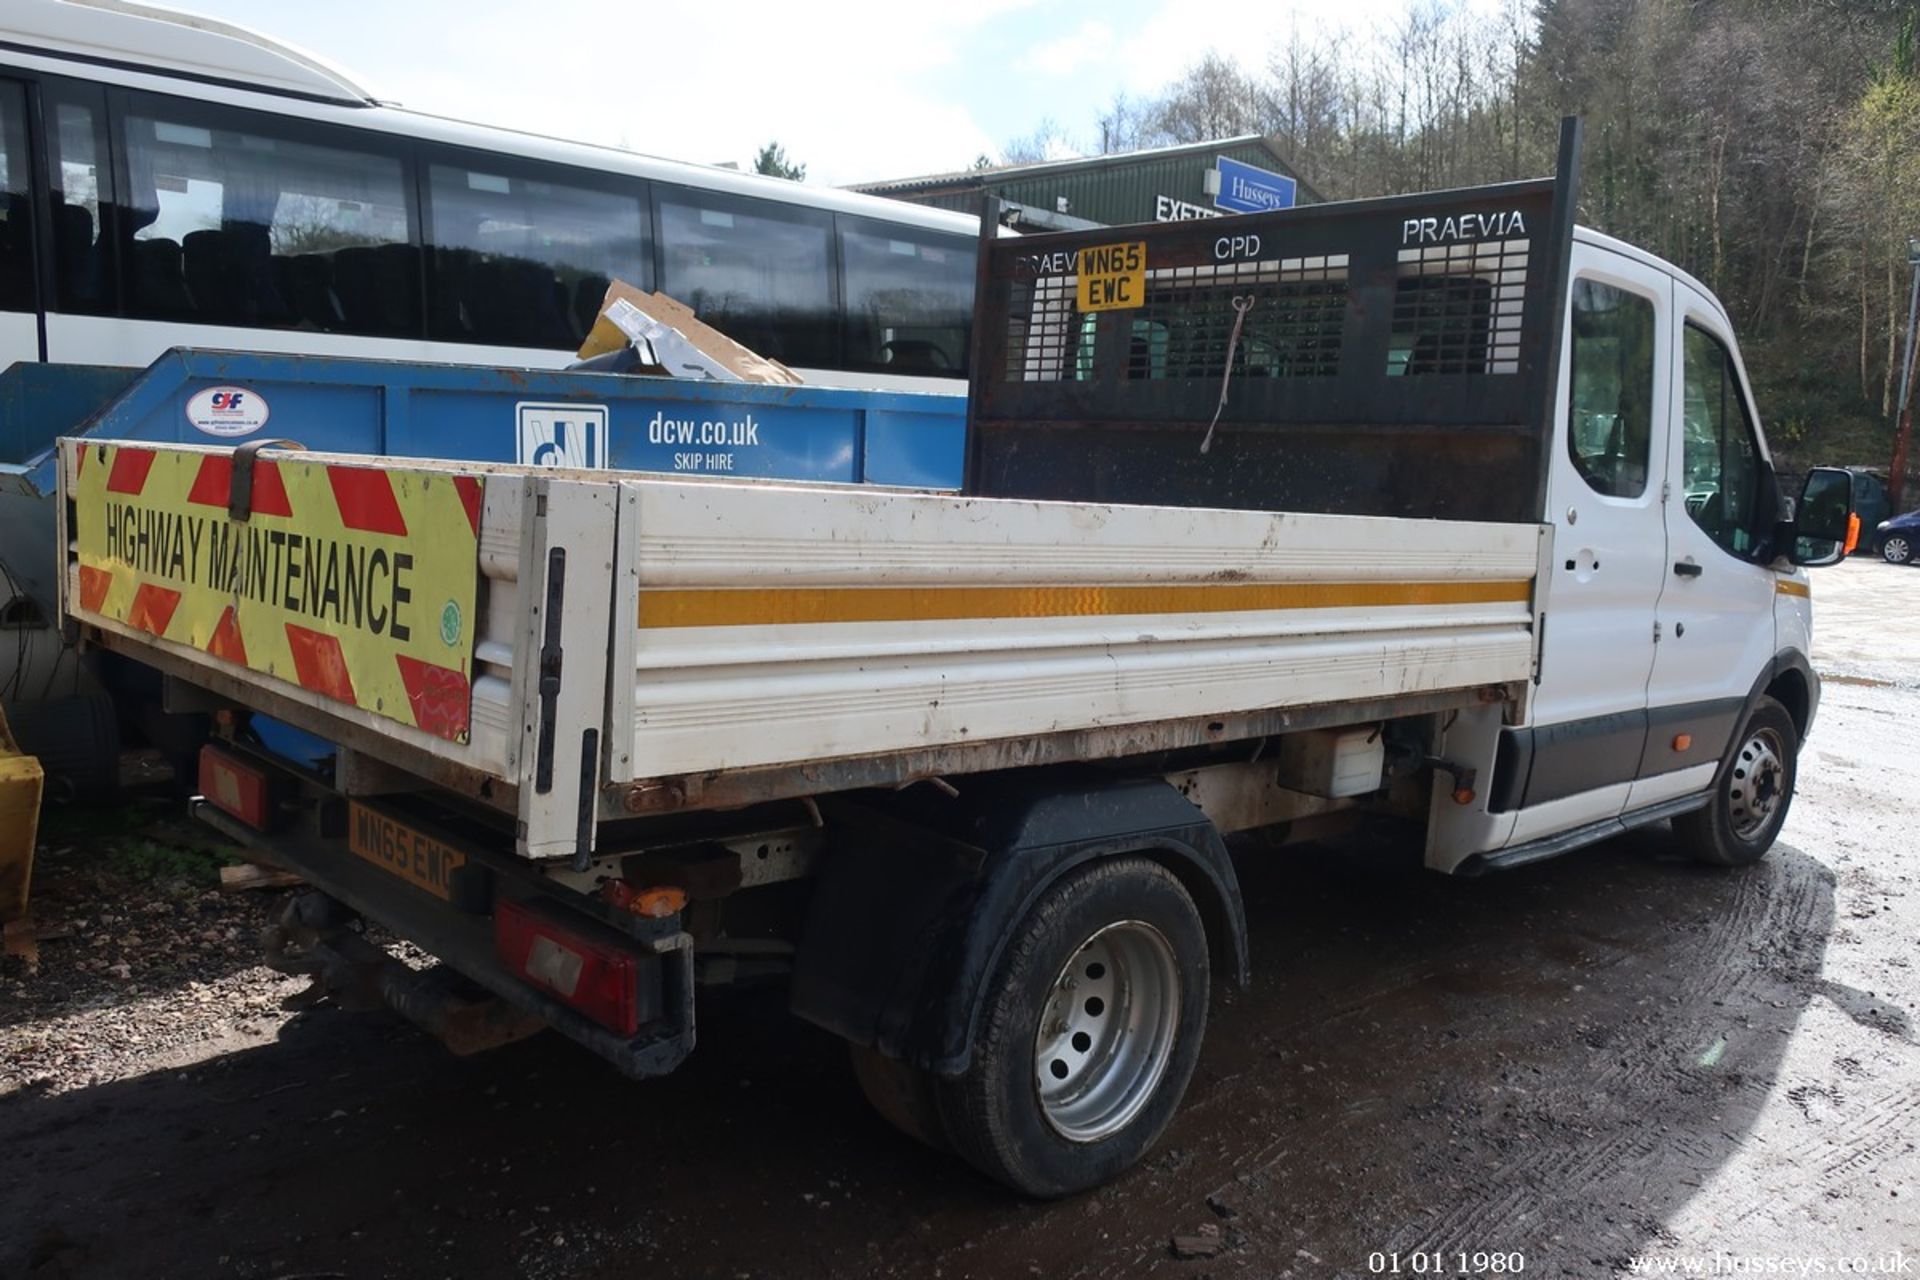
[67,443,483,743]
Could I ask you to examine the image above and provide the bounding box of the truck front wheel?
[936,856,1209,1197]
[1674,695,1798,866]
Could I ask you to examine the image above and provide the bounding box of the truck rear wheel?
[936,856,1209,1198]
[1674,695,1798,866]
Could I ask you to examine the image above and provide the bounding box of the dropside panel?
[622,479,1541,780]
[60,439,502,770]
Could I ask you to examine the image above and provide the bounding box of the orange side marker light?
[602,880,688,919]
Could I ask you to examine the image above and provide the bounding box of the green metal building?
[848,136,1320,232]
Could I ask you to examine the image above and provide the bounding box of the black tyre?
[935,856,1209,1198]
[1673,695,1798,867]
[849,1044,949,1151]
[1882,533,1913,564]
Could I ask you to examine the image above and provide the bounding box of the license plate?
[347,802,471,902]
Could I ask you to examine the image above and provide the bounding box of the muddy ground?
[3,559,1915,1279]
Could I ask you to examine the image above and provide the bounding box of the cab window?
[1681,323,1766,561]
[1567,278,1655,498]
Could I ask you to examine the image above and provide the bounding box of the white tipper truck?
[56,123,1857,1196]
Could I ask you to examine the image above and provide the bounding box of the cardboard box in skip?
[576,280,804,386]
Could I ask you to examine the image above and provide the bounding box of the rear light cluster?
[493,897,642,1036]
[198,746,273,829]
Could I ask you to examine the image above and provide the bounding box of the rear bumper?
[193,778,695,1079]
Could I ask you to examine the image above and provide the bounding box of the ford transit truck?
[55,123,1856,1196]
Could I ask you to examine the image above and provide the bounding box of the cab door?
[0,77,41,370]
[1629,283,1780,809]
[1505,245,1672,844]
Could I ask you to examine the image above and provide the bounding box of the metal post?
[1889,238,1920,511]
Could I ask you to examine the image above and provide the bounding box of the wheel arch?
[790,773,1248,1078]
[1757,647,1818,742]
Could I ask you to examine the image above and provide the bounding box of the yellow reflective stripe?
[1775,578,1811,598]
[638,579,1533,629]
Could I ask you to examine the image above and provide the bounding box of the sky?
[167,0,1435,187]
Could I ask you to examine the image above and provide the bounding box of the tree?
[1095,92,1151,154]
[1830,23,1920,415]
[987,0,1917,473]
[753,142,806,182]
[1001,119,1077,166]
[1141,53,1268,145]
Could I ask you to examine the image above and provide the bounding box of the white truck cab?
[1436,226,1832,871]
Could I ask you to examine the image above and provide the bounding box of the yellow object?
[636,578,1534,629]
[347,801,469,902]
[628,886,689,918]
[0,701,44,923]
[1077,241,1147,312]
[68,443,482,743]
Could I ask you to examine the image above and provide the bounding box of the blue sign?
[1214,157,1297,214]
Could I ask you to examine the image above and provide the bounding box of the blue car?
[1873,508,1920,564]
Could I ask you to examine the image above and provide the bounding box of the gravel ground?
[1,557,1915,1278]
[1,802,307,1097]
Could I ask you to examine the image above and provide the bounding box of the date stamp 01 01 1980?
[1367,1251,1918,1277]
[1369,1252,1527,1275]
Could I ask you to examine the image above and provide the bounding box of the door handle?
[1673,561,1703,578]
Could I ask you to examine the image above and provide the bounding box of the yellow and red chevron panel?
[68,442,483,744]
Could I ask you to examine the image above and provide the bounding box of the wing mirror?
[1786,466,1854,567]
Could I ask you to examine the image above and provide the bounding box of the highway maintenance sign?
[66,442,482,743]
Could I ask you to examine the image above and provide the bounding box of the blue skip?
[0,348,968,619]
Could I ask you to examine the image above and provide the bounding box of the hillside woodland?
[1005,0,1920,482]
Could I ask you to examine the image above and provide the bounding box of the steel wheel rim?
[1888,536,1912,563]
[1727,726,1788,840]
[1033,919,1181,1143]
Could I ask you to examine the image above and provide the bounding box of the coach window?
[0,81,31,312]
[1566,278,1655,499]
[426,163,648,350]
[44,86,112,314]
[120,95,414,334]
[657,189,835,367]
[839,222,973,374]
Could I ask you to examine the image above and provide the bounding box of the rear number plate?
[348,802,469,902]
